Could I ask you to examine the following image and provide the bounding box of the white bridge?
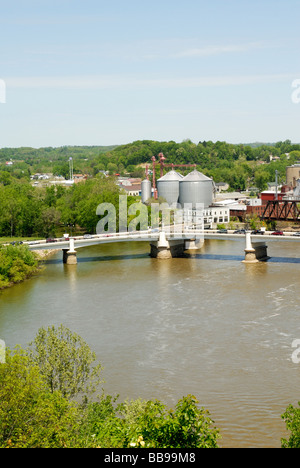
[27,228,300,265]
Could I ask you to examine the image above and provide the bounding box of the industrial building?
[259,166,300,221]
[286,163,300,188]
[156,169,183,206]
[141,157,229,228]
[154,167,215,210]
[139,156,300,225]
[179,169,214,209]
[141,178,152,203]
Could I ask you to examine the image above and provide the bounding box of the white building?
[183,205,230,229]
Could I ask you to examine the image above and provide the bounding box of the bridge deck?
[25,230,300,251]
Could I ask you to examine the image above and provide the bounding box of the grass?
[0,237,44,245]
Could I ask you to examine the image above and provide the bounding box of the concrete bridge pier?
[243,231,269,263]
[185,238,205,251]
[150,231,185,259]
[63,238,77,265]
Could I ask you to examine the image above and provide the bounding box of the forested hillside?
[1,139,299,190]
[1,139,300,239]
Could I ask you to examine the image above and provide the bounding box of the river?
[1,237,300,448]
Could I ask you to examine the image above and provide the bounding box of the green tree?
[254,170,270,192]
[56,176,122,233]
[107,162,118,174]
[0,171,13,186]
[281,403,300,448]
[44,186,57,207]
[27,325,103,400]
[83,394,220,448]
[131,395,220,448]
[40,206,61,237]
[53,162,71,179]
[0,348,80,448]
[0,245,39,288]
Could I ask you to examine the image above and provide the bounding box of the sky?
[0,0,300,148]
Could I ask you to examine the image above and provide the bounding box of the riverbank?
[33,249,60,260]
[0,246,60,291]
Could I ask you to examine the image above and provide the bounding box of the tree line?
[0,175,130,238]
[1,139,300,191]
[1,139,300,239]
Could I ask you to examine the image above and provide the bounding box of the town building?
[286,163,300,188]
[73,174,88,184]
[118,177,142,197]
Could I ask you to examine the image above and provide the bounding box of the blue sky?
[0,0,299,147]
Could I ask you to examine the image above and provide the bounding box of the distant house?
[73,174,88,184]
[118,177,142,197]
[121,184,142,197]
[30,173,51,181]
[5,161,13,166]
[129,178,142,186]
[215,182,229,193]
[269,155,280,162]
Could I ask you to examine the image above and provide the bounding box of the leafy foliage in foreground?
[0,326,220,448]
[3,325,300,448]
[0,349,80,448]
[83,394,220,448]
[281,403,300,448]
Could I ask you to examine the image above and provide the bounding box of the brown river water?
[1,238,300,447]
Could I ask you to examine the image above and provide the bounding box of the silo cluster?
[155,169,214,208]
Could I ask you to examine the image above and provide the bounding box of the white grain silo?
[179,169,213,208]
[141,179,152,203]
[157,170,184,207]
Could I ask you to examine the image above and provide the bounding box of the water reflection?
[63,264,78,293]
[268,257,300,263]
[45,252,300,265]
[44,253,148,265]
[196,253,244,261]
[197,253,300,264]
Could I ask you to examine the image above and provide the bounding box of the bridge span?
[26,229,300,265]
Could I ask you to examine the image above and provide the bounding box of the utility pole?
[69,157,73,181]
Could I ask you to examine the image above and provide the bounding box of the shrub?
[82,394,220,448]
[0,244,38,288]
